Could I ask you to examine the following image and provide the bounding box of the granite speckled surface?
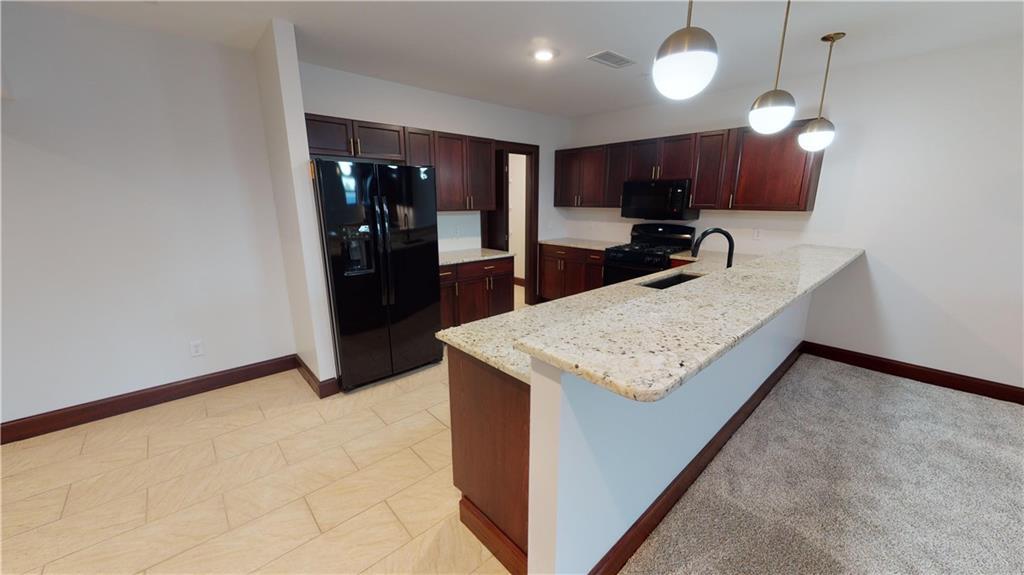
[438,248,512,266]
[437,244,863,402]
[670,250,760,274]
[539,237,621,251]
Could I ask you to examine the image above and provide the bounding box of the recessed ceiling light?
[533,49,555,62]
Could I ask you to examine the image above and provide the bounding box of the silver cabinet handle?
[349,138,355,154]
[728,194,734,209]
[651,165,655,180]
[356,138,362,155]
[455,282,459,296]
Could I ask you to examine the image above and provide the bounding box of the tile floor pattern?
[1,358,512,574]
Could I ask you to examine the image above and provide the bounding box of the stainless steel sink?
[640,273,701,289]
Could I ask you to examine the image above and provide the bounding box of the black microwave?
[621,179,700,221]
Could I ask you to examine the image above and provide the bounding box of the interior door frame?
[482,141,540,305]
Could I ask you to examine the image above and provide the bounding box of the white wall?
[561,36,1023,387]
[253,20,336,381]
[1,4,296,421]
[297,62,573,248]
[509,154,528,278]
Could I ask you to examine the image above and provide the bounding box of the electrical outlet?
[189,339,205,357]
[752,228,762,241]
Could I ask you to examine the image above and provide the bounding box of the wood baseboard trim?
[513,276,526,287]
[589,344,803,575]
[294,354,340,398]
[801,341,1023,405]
[460,497,527,575]
[1,355,301,444]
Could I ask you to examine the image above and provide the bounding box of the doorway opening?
[482,142,539,306]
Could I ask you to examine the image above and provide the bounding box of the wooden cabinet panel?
[489,274,514,316]
[584,261,604,291]
[305,114,353,157]
[439,282,458,329]
[692,130,729,208]
[466,137,496,211]
[627,139,660,181]
[731,120,822,211]
[456,277,490,325]
[435,132,468,211]
[604,143,629,208]
[659,134,695,180]
[459,257,514,280]
[564,261,587,296]
[352,121,404,160]
[406,127,434,166]
[578,147,607,207]
[554,149,578,207]
[539,256,563,300]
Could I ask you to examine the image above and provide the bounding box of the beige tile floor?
[1,356,512,574]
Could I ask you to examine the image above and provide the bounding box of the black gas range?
[603,223,695,286]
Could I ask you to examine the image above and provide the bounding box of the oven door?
[603,261,661,286]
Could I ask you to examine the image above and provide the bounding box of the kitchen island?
[436,245,863,574]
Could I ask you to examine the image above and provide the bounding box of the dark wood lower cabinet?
[448,347,530,575]
[439,257,514,328]
[538,244,605,301]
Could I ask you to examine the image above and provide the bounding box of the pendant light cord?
[686,0,694,27]
[817,39,835,118]
[773,0,792,90]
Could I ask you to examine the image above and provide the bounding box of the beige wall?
[509,154,528,279]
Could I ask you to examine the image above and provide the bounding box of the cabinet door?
[434,132,468,211]
[564,260,587,297]
[456,277,490,324]
[406,128,434,166]
[305,114,353,156]
[539,256,564,300]
[692,130,729,208]
[658,134,695,180]
[627,139,660,181]
[489,274,514,316]
[604,143,629,208]
[731,120,821,211]
[439,282,458,328]
[554,149,579,207]
[578,146,607,207]
[584,262,604,291]
[353,121,405,160]
[466,137,496,211]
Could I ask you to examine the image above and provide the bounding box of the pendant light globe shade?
[748,89,796,134]
[652,26,718,100]
[798,117,836,151]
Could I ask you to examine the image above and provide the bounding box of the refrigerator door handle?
[379,196,396,306]
[372,196,388,306]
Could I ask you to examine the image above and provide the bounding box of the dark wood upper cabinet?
[627,139,660,181]
[554,149,579,207]
[466,137,496,211]
[305,114,353,157]
[659,134,695,180]
[729,120,823,211]
[406,127,434,166]
[692,130,730,209]
[578,146,607,207]
[352,121,404,160]
[435,132,468,211]
[604,143,629,208]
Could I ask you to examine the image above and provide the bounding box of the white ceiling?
[61,1,1022,118]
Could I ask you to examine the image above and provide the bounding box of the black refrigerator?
[311,159,443,392]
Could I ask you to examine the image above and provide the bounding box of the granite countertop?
[670,250,760,274]
[438,248,513,266]
[540,237,621,251]
[437,244,863,402]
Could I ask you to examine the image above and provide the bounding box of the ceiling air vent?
[587,50,635,69]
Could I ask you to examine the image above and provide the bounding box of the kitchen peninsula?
[436,244,864,574]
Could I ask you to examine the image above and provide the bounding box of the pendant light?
[652,0,718,100]
[799,32,845,152]
[749,0,796,134]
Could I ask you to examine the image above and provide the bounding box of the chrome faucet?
[691,227,735,268]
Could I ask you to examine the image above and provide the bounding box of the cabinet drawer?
[540,244,602,263]
[457,257,513,280]
[439,265,457,283]
[582,249,605,264]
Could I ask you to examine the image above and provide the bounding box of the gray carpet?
[622,355,1024,575]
